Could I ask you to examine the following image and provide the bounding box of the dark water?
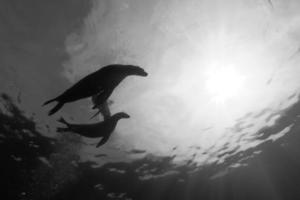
[1,92,300,200]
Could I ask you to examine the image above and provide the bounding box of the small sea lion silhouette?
[57,112,130,147]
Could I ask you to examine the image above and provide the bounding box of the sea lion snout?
[140,70,148,77]
[117,112,130,119]
[126,65,148,77]
[136,67,148,77]
[123,113,130,118]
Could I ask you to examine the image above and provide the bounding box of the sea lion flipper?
[57,117,68,125]
[48,102,64,116]
[43,97,58,106]
[90,110,101,120]
[96,136,109,148]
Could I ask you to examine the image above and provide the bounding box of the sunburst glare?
[205,66,246,104]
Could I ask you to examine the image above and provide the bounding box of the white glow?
[205,66,245,104]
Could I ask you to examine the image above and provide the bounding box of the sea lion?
[43,64,147,115]
[57,112,130,147]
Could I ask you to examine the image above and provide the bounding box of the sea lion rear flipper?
[43,97,58,106]
[96,136,110,148]
[57,117,69,125]
[48,102,64,116]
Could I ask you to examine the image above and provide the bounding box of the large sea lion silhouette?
[43,64,148,115]
[57,112,130,147]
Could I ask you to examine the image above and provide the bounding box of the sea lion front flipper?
[96,136,110,148]
[91,90,105,109]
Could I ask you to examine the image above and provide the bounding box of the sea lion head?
[124,65,148,77]
[114,112,130,119]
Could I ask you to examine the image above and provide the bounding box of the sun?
[205,66,246,104]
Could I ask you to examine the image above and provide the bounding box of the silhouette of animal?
[57,112,130,147]
[43,64,147,115]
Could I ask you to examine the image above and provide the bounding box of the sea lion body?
[57,112,130,147]
[43,64,147,115]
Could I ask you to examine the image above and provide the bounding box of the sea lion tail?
[48,102,64,116]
